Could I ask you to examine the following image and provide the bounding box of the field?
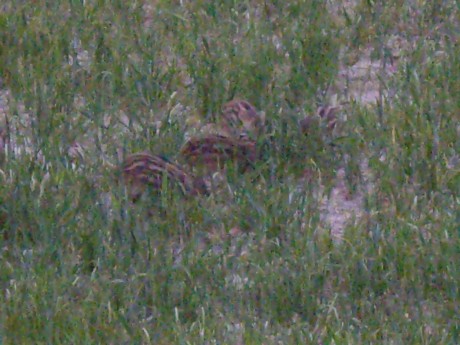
[0,1,458,344]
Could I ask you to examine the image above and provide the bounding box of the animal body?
[180,134,258,173]
[122,152,208,202]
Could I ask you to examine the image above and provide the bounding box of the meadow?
[0,1,458,343]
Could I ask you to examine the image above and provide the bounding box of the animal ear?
[317,106,326,118]
[325,106,339,129]
[318,106,339,119]
[241,100,253,110]
[329,106,340,118]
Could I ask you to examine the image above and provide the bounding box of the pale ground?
[319,44,400,242]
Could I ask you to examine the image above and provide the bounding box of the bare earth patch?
[319,42,400,242]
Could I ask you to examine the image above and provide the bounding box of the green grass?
[0,0,459,343]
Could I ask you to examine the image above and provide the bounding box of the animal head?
[221,99,264,137]
[300,105,339,134]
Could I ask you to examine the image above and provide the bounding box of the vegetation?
[0,0,458,343]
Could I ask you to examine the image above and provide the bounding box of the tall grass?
[0,0,458,343]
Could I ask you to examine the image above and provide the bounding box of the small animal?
[121,152,208,202]
[180,134,258,173]
[300,106,339,134]
[318,105,339,130]
[221,99,265,138]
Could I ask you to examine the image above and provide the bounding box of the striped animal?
[220,99,265,138]
[122,152,208,202]
[180,134,258,173]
